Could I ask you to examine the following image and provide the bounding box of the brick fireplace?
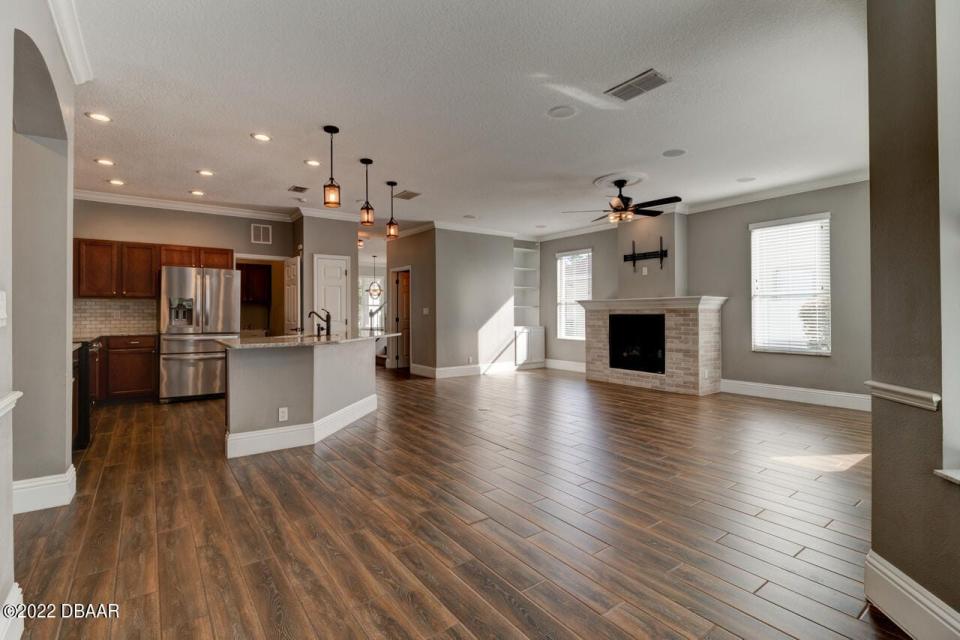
[579,296,727,396]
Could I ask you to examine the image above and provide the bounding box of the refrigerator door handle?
[204,273,211,327]
[195,271,203,330]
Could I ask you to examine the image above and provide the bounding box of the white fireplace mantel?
[578,296,728,312]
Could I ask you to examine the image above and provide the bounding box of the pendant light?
[322,125,341,208]
[366,255,382,299]
[357,235,364,249]
[385,180,400,240]
[359,158,375,226]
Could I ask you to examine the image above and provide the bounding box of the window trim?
[749,211,832,356]
[556,247,592,342]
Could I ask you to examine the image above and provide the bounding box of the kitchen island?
[218,333,398,458]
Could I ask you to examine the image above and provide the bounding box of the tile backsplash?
[73,298,157,338]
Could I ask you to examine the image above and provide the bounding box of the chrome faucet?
[307,309,332,338]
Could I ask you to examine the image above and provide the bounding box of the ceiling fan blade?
[631,208,663,217]
[591,214,610,222]
[561,209,606,214]
[635,195,681,209]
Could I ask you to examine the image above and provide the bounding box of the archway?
[10,28,73,513]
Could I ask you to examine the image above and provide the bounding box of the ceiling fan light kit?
[322,125,341,208]
[562,178,682,224]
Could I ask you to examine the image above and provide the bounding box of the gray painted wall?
[868,0,959,611]
[539,229,618,362]
[1,0,76,605]
[687,182,871,393]
[435,230,514,368]
[386,229,437,368]
[13,133,71,481]
[617,212,686,298]
[74,199,294,256]
[298,216,359,337]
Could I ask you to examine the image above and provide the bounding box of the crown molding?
[684,170,869,215]
[297,207,361,223]
[536,222,615,242]
[75,190,293,222]
[433,221,517,238]
[47,0,93,84]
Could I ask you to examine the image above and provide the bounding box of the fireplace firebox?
[609,314,665,374]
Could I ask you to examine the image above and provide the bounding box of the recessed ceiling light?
[546,105,577,119]
[108,179,124,186]
[190,190,205,197]
[662,149,686,157]
[304,159,321,167]
[85,112,111,123]
[197,169,214,177]
[250,133,271,142]
[736,176,757,183]
[95,158,114,166]
[463,214,477,219]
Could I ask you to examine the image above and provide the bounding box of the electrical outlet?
[642,266,649,276]
[468,356,473,364]
[278,407,288,422]
[702,369,709,380]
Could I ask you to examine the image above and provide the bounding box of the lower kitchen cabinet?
[105,335,157,400]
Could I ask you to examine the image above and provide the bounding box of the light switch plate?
[422,307,430,315]
[0,290,7,328]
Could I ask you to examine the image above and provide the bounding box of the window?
[358,276,386,332]
[751,213,831,355]
[557,249,592,340]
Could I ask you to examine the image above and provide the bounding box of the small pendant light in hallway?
[386,180,400,240]
[323,125,341,208]
[359,158,374,226]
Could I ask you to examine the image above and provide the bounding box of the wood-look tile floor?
[14,368,907,639]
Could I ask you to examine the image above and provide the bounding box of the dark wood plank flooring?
[14,368,906,639]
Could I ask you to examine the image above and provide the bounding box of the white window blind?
[557,249,592,340]
[751,213,831,355]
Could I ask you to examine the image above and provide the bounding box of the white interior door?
[283,256,301,335]
[314,255,350,338]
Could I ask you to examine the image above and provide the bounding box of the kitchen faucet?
[308,309,332,338]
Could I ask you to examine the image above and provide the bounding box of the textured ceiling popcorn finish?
[73,0,868,236]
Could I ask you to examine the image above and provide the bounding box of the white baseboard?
[1,582,23,640]
[226,394,377,458]
[410,362,517,378]
[865,550,960,640]
[545,359,587,373]
[12,465,76,514]
[720,379,871,411]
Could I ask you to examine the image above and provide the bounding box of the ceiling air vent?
[604,68,669,102]
[394,190,420,200]
[287,185,309,193]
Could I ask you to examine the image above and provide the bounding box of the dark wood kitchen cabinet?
[75,239,119,297]
[105,335,157,400]
[239,263,271,304]
[199,247,234,269]
[159,245,199,268]
[119,242,159,298]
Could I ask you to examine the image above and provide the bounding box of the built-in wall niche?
[513,243,540,326]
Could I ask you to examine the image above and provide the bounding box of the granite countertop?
[218,332,400,350]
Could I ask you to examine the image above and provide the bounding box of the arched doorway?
[10,28,73,513]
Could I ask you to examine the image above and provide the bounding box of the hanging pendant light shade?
[385,180,400,240]
[357,236,364,249]
[359,158,375,226]
[322,125,341,208]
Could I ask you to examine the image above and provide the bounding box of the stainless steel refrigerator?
[159,266,240,401]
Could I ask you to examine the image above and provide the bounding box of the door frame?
[312,253,351,337]
[388,265,412,369]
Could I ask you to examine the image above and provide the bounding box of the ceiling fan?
[562,179,682,223]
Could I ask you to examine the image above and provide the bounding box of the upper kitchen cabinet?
[75,239,119,297]
[159,244,199,268]
[119,242,159,298]
[199,247,234,269]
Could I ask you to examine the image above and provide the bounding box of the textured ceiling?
[74,0,867,237]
